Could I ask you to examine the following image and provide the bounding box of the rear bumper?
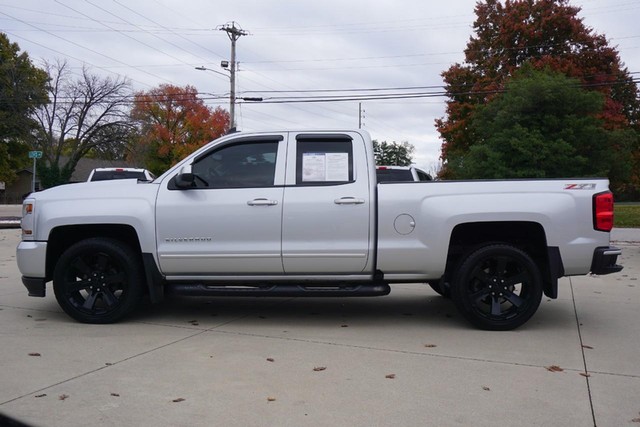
[590,246,623,275]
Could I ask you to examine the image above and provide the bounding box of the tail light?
[593,191,614,232]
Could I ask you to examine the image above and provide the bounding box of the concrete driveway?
[0,227,639,427]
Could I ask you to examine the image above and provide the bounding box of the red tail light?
[593,191,614,232]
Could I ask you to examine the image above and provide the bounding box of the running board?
[165,283,391,297]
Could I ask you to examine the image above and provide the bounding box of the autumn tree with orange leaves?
[129,84,229,175]
[436,0,640,198]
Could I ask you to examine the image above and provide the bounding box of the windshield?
[90,171,149,181]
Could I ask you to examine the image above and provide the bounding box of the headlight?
[22,201,35,238]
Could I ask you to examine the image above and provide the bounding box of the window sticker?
[302,152,349,182]
[302,153,326,181]
[325,152,349,181]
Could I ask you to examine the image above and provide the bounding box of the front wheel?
[53,238,143,323]
[451,244,543,331]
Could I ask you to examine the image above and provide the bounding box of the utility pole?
[218,22,248,130]
[358,103,365,129]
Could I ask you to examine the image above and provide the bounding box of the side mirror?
[175,172,196,189]
[174,165,195,189]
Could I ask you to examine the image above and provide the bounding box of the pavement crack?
[570,277,598,427]
[0,329,207,406]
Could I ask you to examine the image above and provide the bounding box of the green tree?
[0,33,48,184]
[373,140,415,166]
[450,67,633,184]
[436,0,640,195]
[33,60,132,188]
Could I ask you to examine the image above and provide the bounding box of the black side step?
[166,283,391,297]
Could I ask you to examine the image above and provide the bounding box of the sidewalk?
[0,205,20,229]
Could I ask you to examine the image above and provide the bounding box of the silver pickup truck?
[17,130,623,330]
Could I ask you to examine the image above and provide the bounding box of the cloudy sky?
[2,0,639,170]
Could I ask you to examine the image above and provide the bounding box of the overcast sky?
[2,0,639,170]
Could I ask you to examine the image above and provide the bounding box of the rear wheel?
[451,244,543,330]
[53,238,143,323]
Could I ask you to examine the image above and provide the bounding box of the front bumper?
[17,240,48,297]
[591,246,623,275]
[22,276,46,297]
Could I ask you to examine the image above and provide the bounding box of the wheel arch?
[46,224,145,282]
[444,221,563,299]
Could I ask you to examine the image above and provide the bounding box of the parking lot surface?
[1,226,639,427]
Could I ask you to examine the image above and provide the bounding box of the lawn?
[615,204,640,228]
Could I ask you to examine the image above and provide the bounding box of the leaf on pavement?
[172,398,186,403]
[545,365,564,372]
[313,366,327,372]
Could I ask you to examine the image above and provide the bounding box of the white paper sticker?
[302,152,350,182]
[302,153,326,181]
[325,153,349,181]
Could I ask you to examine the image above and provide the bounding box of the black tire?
[53,238,144,324]
[451,244,543,331]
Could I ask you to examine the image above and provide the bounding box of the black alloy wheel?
[53,238,143,323]
[451,244,543,330]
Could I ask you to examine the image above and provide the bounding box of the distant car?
[376,165,432,182]
[87,168,156,182]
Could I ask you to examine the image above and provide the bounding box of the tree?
[436,0,640,194]
[450,67,633,185]
[373,140,415,166]
[0,33,48,184]
[129,84,230,175]
[33,60,132,188]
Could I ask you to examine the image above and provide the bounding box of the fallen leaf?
[546,365,564,372]
[632,418,640,423]
[313,366,327,372]
[28,352,41,357]
[579,373,591,378]
[385,374,396,379]
[266,358,275,362]
[482,386,491,391]
[111,393,120,397]
[105,363,113,366]
[424,344,437,348]
[59,394,69,401]
[341,324,349,328]
[27,315,32,318]
[34,394,46,398]
[582,345,594,349]
[172,398,185,403]
[267,397,276,402]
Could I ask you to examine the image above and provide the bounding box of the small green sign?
[28,151,43,159]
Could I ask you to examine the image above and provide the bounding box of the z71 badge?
[564,183,596,190]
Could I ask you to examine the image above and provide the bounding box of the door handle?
[334,197,365,205]
[247,198,278,206]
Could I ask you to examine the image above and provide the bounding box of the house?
[0,157,139,204]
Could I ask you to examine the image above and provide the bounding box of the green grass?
[615,204,640,228]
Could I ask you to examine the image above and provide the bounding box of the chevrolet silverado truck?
[16,130,623,330]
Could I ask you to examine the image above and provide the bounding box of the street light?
[195,66,262,128]
[195,65,235,129]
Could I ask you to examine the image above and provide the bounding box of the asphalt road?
[0,227,639,426]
